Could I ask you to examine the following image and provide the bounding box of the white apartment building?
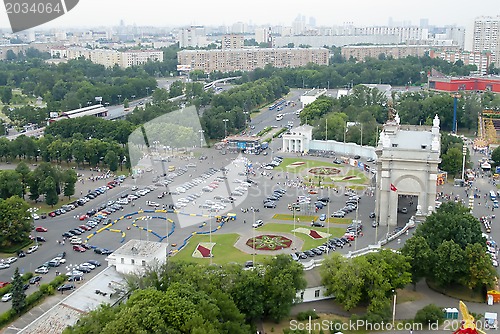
[177,26,208,48]
[177,47,329,73]
[473,16,500,67]
[49,47,163,68]
[341,44,460,62]
[429,49,492,75]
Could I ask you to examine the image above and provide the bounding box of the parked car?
[35,226,48,232]
[4,257,17,264]
[319,214,327,221]
[27,245,38,254]
[0,263,10,270]
[34,266,49,274]
[252,220,264,228]
[57,284,76,292]
[17,250,26,258]
[1,293,12,302]
[311,220,325,227]
[73,245,86,252]
[29,276,42,284]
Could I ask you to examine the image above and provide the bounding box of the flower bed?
[308,167,341,176]
[292,227,331,239]
[288,161,306,168]
[192,242,215,258]
[246,235,292,251]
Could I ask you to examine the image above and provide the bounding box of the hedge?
[0,239,33,254]
[0,273,35,297]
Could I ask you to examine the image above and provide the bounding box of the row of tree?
[0,161,77,208]
[0,133,129,172]
[64,255,306,333]
[200,76,289,139]
[0,58,157,119]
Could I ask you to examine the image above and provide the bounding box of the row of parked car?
[262,156,284,170]
[263,188,287,209]
[331,194,361,218]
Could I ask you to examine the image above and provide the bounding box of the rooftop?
[19,266,126,334]
[110,239,166,258]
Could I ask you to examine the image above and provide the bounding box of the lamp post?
[209,213,213,265]
[461,145,467,181]
[222,119,229,139]
[392,289,397,327]
[243,112,249,129]
[252,208,256,265]
[198,130,205,148]
[117,94,122,104]
[146,87,150,96]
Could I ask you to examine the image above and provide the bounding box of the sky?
[0,0,499,31]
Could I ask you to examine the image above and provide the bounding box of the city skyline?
[0,0,499,31]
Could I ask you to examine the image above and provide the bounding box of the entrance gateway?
[375,113,441,226]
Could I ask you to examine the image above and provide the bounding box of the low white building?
[296,267,332,303]
[300,88,327,108]
[282,124,313,153]
[106,239,168,275]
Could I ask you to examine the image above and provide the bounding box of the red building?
[428,75,500,93]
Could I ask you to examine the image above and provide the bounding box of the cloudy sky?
[1,0,499,31]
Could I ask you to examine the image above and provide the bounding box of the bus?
[490,190,496,201]
[275,114,284,121]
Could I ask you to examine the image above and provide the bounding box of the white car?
[70,238,82,244]
[4,257,17,264]
[54,257,66,264]
[79,262,96,270]
[35,266,49,274]
[32,214,40,220]
[0,263,10,270]
[27,245,39,254]
[146,201,160,207]
[66,270,84,277]
[1,293,12,302]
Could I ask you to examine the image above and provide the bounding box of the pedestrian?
[244,220,246,224]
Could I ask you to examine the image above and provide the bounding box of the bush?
[25,290,44,307]
[21,272,33,281]
[49,275,66,289]
[296,309,319,321]
[0,285,12,297]
[414,304,444,324]
[0,309,16,327]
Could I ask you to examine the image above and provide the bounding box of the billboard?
[177,64,191,72]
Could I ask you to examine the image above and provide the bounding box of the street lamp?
[461,145,467,181]
[222,119,229,139]
[252,208,256,265]
[392,289,397,327]
[146,87,150,96]
[198,130,205,148]
[243,112,249,129]
[117,94,122,104]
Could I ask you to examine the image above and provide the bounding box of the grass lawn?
[259,222,345,249]
[170,233,270,265]
[263,313,369,334]
[426,279,485,303]
[282,157,337,173]
[32,197,76,214]
[272,213,318,221]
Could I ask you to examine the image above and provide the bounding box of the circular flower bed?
[308,167,341,176]
[246,234,292,251]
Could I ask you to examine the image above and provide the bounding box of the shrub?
[296,309,319,321]
[414,304,444,324]
[25,290,44,307]
[0,285,12,297]
[21,272,33,281]
[49,275,66,289]
[0,309,16,327]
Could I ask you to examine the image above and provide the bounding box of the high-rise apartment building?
[473,16,500,67]
[177,26,208,48]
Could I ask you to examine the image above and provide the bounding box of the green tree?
[0,170,23,199]
[63,169,77,200]
[400,236,432,290]
[415,202,485,251]
[11,267,26,313]
[492,145,500,166]
[15,161,31,199]
[414,304,444,325]
[461,243,497,291]
[432,240,466,288]
[104,151,119,172]
[42,176,58,207]
[0,86,13,104]
[440,147,463,176]
[0,196,32,248]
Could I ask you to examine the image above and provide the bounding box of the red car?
[73,245,86,252]
[35,227,48,232]
[79,215,88,221]
[48,212,56,217]
[0,282,9,288]
[343,234,356,241]
[78,225,90,231]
